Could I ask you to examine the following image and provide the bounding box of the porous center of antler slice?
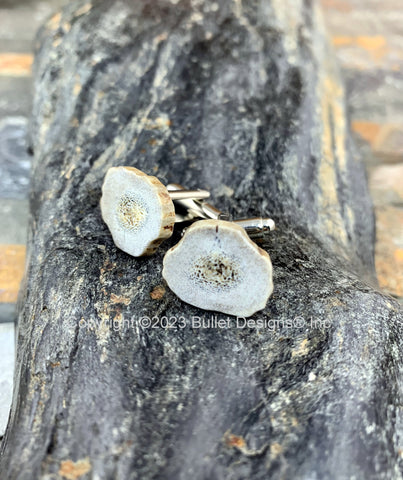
[117,193,148,232]
[191,252,241,290]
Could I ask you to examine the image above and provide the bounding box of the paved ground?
[321,0,403,298]
[0,0,402,435]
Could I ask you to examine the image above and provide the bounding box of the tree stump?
[1,0,402,479]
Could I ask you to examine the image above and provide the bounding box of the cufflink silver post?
[167,183,275,242]
[168,189,210,202]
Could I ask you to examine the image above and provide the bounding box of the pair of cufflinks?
[100,166,275,317]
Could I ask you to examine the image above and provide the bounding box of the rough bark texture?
[1,0,403,479]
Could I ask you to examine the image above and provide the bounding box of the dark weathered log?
[1,0,402,479]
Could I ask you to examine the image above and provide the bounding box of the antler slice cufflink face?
[100,166,176,256]
[162,219,273,317]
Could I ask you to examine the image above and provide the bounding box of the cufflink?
[162,194,275,317]
[100,166,210,256]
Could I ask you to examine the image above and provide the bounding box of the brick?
[374,206,403,298]
[0,245,26,303]
[0,54,32,77]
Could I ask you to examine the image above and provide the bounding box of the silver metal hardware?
[167,184,275,240]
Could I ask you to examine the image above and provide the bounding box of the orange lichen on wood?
[46,12,62,30]
[74,4,93,18]
[59,458,91,479]
[223,431,269,456]
[270,442,284,457]
[291,338,309,357]
[0,54,33,76]
[110,293,131,305]
[150,285,166,300]
[225,433,246,449]
[0,245,26,303]
[317,71,349,249]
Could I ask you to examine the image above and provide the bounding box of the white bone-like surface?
[163,220,273,317]
[100,166,175,256]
